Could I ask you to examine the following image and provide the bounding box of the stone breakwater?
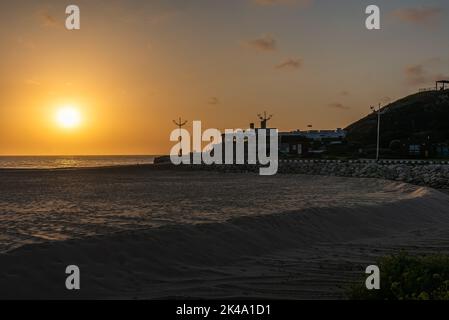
[163,159,449,189]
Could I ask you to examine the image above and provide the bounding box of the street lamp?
[370,103,389,162]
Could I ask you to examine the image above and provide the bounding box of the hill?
[346,90,449,148]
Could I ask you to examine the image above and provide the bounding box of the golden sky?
[1,0,448,155]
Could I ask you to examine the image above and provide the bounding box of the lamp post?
[370,103,385,162]
[173,117,188,157]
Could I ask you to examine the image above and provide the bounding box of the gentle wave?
[0,156,156,169]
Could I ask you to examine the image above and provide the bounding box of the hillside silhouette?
[346,90,449,148]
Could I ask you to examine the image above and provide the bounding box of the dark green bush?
[348,252,449,300]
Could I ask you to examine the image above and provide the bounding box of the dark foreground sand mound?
[1,167,449,299]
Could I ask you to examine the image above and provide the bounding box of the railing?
[418,87,436,92]
[279,159,449,165]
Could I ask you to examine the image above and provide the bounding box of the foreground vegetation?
[348,252,449,300]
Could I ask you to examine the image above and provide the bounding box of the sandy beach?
[1,166,449,299]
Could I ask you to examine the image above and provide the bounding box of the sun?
[55,106,81,129]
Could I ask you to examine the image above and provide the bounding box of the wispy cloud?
[404,64,429,85]
[275,58,302,70]
[121,10,179,26]
[328,102,350,110]
[340,90,350,96]
[433,73,449,82]
[391,7,443,26]
[403,64,448,86]
[252,0,312,7]
[37,9,60,28]
[245,34,277,52]
[208,97,220,105]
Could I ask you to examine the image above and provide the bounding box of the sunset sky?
[1,0,449,155]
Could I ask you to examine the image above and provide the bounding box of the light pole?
[173,117,188,157]
[370,103,383,162]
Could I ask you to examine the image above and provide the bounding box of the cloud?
[391,7,443,26]
[328,102,350,110]
[433,73,449,82]
[208,97,220,105]
[340,90,350,96]
[245,34,277,52]
[37,9,60,28]
[121,10,179,26]
[252,0,312,7]
[275,58,303,70]
[403,64,448,86]
[404,64,427,85]
[424,57,443,66]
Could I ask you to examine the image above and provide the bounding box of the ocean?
[0,155,156,169]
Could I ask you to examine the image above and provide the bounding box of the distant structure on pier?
[211,112,348,159]
[436,80,449,91]
[257,111,273,129]
[419,80,449,92]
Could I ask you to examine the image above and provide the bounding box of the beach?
[1,166,449,299]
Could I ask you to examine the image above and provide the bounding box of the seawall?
[162,159,449,189]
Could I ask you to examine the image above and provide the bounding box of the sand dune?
[0,167,449,299]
